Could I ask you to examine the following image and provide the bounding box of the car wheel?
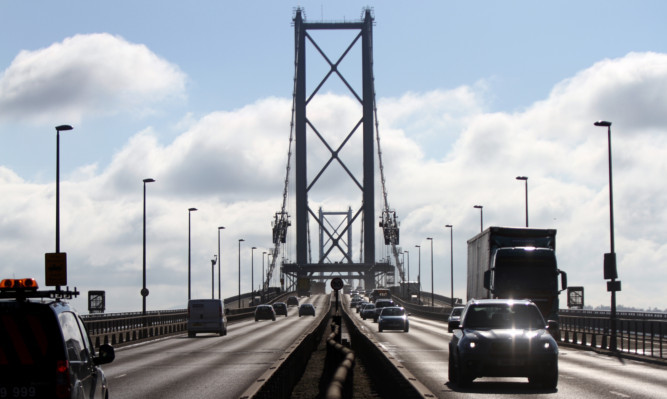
[188,331,195,338]
[453,352,473,387]
[448,352,456,383]
[404,325,409,332]
[538,363,558,389]
[378,325,383,332]
[255,318,258,322]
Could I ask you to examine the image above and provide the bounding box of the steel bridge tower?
[272,8,400,292]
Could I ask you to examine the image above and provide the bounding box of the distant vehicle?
[369,288,391,302]
[297,277,311,297]
[298,303,316,317]
[0,278,115,399]
[272,302,288,317]
[255,304,276,321]
[467,227,567,337]
[373,298,395,322]
[378,306,409,332]
[447,306,465,333]
[287,296,299,306]
[360,303,376,320]
[188,299,228,337]
[448,299,559,389]
[350,295,363,308]
[356,301,369,313]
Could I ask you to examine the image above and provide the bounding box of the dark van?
[187,299,228,337]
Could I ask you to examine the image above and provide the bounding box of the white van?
[187,299,228,337]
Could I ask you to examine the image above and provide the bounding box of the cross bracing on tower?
[264,7,404,292]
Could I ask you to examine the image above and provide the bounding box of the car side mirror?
[94,343,115,365]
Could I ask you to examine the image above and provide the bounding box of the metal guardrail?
[559,310,667,359]
[82,291,291,348]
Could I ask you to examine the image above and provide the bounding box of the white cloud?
[0,33,187,124]
[1,52,666,312]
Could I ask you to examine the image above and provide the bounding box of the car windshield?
[464,304,545,329]
[382,308,405,316]
[451,307,463,316]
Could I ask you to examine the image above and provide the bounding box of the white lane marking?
[609,391,630,398]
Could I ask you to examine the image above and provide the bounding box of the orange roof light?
[0,278,39,291]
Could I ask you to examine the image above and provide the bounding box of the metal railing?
[559,309,667,359]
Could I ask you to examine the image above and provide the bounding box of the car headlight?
[469,341,476,349]
[543,342,551,350]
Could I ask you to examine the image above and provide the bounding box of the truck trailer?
[467,227,567,324]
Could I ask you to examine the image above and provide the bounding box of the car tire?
[188,331,195,338]
[536,363,558,389]
[452,352,473,387]
[404,325,409,332]
[378,325,383,332]
[255,318,258,322]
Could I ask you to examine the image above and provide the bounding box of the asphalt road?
[347,299,667,399]
[102,295,326,399]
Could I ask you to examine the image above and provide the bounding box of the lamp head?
[55,125,73,132]
[594,120,612,127]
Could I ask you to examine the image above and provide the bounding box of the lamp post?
[473,205,483,232]
[415,245,421,304]
[238,239,244,309]
[262,251,267,298]
[142,178,155,315]
[211,255,217,299]
[251,246,257,295]
[217,226,225,300]
[405,250,410,296]
[594,120,621,351]
[445,225,454,307]
[427,237,434,308]
[516,176,529,227]
[188,208,197,301]
[55,125,73,256]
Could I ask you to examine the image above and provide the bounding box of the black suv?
[448,299,558,389]
[0,278,115,398]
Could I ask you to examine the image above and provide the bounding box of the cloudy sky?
[1,1,666,313]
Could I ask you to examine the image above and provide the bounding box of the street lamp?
[142,178,155,315]
[594,120,621,351]
[55,125,73,255]
[238,239,245,309]
[445,225,454,307]
[427,237,434,308]
[251,246,257,295]
[516,176,529,227]
[473,205,483,232]
[415,245,421,304]
[188,208,197,301]
[217,226,225,300]
[404,250,410,296]
[262,251,267,297]
[211,255,217,299]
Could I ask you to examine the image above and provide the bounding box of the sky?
[1,1,666,314]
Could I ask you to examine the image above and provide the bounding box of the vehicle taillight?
[55,360,71,398]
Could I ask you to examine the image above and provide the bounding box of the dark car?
[0,278,115,399]
[378,306,409,332]
[272,302,288,317]
[356,301,369,313]
[286,296,299,307]
[254,304,276,321]
[447,306,465,333]
[448,299,559,389]
[373,298,395,322]
[298,303,316,317]
[360,303,376,320]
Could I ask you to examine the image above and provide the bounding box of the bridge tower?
[271,8,400,292]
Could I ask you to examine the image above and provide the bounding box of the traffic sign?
[45,252,67,286]
[330,277,344,291]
